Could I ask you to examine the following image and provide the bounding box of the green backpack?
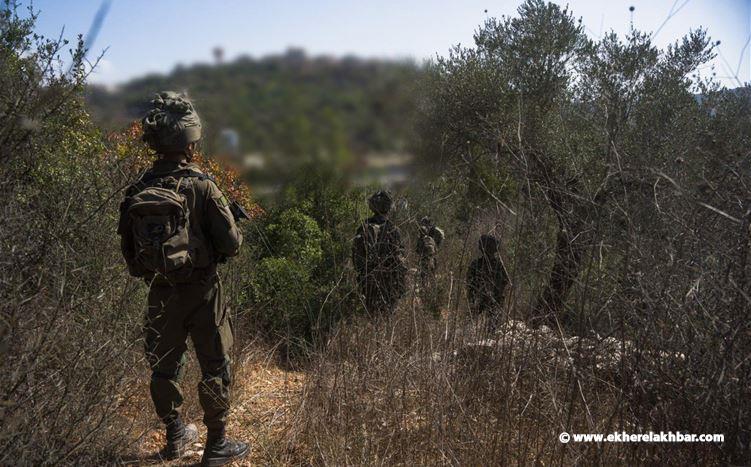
[127,172,208,280]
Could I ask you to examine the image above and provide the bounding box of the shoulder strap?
[133,169,216,194]
[139,168,215,184]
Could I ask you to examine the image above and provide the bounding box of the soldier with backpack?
[117,92,248,466]
[352,190,407,316]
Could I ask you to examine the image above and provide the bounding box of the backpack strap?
[135,168,216,190]
[177,168,215,183]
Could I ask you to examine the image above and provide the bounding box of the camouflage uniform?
[119,160,242,433]
[416,224,438,281]
[416,217,444,315]
[467,235,509,330]
[352,191,407,315]
[416,217,445,280]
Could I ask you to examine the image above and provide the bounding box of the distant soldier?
[415,216,444,282]
[416,217,445,314]
[352,190,407,315]
[467,234,509,331]
[117,92,249,465]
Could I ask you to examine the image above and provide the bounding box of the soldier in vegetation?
[352,190,407,315]
[416,216,444,282]
[117,92,249,465]
[467,234,509,332]
[416,216,445,314]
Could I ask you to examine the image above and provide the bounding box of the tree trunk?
[532,179,588,328]
[533,212,586,327]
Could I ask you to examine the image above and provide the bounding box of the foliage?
[418,0,719,317]
[245,164,363,354]
[406,0,750,463]
[250,211,323,341]
[85,51,421,161]
[0,3,144,463]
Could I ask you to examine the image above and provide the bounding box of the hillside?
[85,49,422,160]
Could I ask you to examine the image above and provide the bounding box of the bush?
[250,208,324,340]
[245,164,364,356]
[0,4,146,462]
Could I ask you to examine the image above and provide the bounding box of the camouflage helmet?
[368,190,393,215]
[141,91,202,152]
[479,234,500,256]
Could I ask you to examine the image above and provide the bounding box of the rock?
[449,319,683,379]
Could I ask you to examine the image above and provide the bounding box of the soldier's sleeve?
[394,227,408,272]
[117,197,133,260]
[117,189,145,277]
[204,181,243,258]
[388,225,407,266]
[426,239,437,257]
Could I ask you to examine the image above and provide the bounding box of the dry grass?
[119,347,306,466]
[288,300,733,465]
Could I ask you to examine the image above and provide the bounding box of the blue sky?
[26,0,751,87]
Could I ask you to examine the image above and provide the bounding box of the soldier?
[467,234,509,332]
[416,216,444,314]
[352,190,407,315]
[415,216,444,282]
[117,92,249,466]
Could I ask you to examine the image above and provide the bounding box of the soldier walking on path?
[118,92,249,466]
[467,234,510,332]
[352,190,408,316]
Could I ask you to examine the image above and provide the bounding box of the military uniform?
[119,160,242,433]
[467,235,509,330]
[416,218,445,315]
[416,232,437,279]
[352,192,407,315]
[122,92,249,465]
[416,218,444,282]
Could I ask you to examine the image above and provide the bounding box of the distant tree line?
[85,50,422,162]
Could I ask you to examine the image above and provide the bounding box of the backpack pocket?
[128,187,193,276]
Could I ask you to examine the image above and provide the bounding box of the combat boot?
[159,419,198,460]
[201,429,250,466]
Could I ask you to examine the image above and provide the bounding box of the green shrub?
[263,208,325,267]
[246,165,363,354]
[250,209,324,339]
[0,4,149,463]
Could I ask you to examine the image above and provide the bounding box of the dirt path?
[129,352,306,466]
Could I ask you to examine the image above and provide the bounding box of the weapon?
[229,199,250,221]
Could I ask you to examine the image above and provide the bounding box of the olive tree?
[418,0,718,326]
